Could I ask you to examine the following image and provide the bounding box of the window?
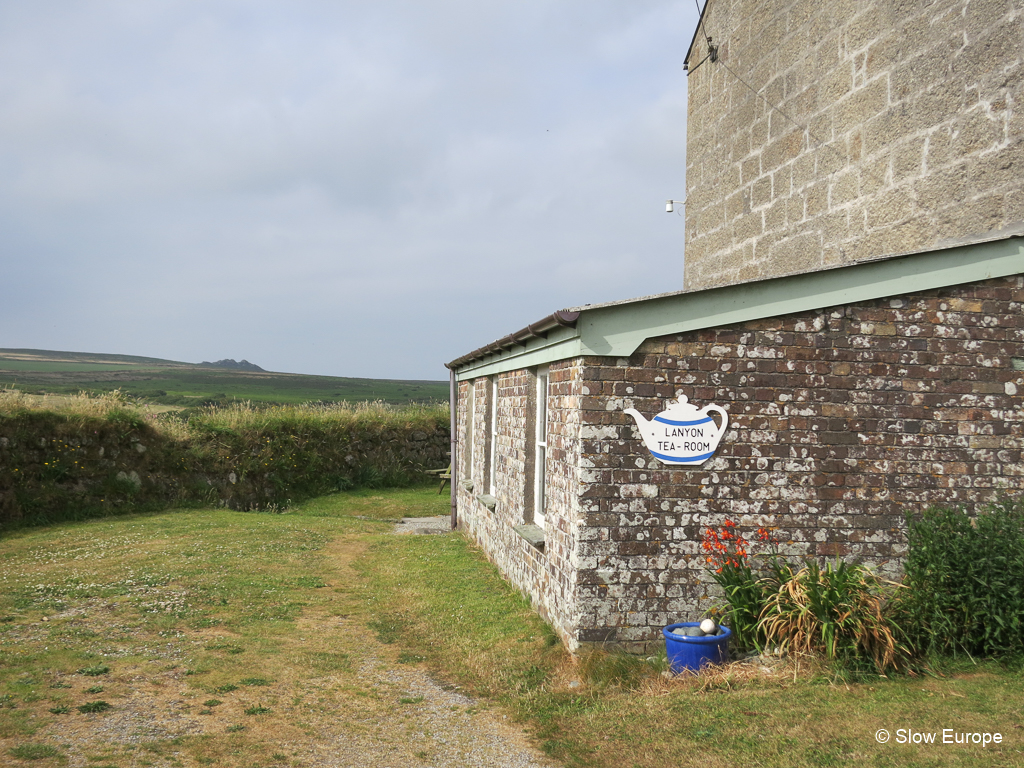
[464,380,474,481]
[533,367,549,528]
[487,376,498,494]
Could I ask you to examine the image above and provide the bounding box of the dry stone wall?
[684,0,1024,290]
[0,413,449,526]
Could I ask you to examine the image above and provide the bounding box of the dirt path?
[19,527,558,768]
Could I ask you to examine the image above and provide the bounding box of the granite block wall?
[684,0,1024,290]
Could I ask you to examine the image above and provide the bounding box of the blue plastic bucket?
[662,623,731,673]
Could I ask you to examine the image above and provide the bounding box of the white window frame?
[534,367,549,528]
[488,377,498,494]
[464,381,475,481]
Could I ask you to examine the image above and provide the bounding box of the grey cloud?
[0,0,697,379]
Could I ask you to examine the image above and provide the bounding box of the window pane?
[488,377,497,494]
[464,381,474,480]
[534,367,549,528]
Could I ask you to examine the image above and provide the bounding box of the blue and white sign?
[624,396,728,465]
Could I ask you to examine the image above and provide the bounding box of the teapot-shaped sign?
[624,396,729,466]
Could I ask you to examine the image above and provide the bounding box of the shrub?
[899,500,1024,658]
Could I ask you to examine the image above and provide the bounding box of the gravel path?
[393,516,451,536]
[14,521,558,768]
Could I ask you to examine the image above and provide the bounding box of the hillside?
[0,348,448,406]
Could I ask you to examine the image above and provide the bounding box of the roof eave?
[683,0,713,69]
[445,309,580,370]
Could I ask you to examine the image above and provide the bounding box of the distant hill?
[198,359,266,372]
[0,348,448,406]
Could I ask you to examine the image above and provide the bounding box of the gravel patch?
[393,516,451,536]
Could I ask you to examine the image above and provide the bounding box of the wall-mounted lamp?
[665,199,686,213]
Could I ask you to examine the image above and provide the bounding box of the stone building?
[445,0,1024,651]
[684,0,1022,290]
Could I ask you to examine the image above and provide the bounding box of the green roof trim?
[453,232,1024,381]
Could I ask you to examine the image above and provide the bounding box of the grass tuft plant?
[9,744,61,760]
[238,677,271,686]
[575,648,664,690]
[76,701,112,713]
[758,559,908,673]
[77,665,110,677]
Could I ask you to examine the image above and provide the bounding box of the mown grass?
[1,487,1021,768]
[356,519,1024,767]
[0,486,449,766]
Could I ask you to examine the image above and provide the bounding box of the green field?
[0,348,448,406]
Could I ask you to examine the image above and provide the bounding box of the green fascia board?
[453,234,1024,379]
[579,235,1023,357]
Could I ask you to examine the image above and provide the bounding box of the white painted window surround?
[488,377,498,495]
[534,367,549,528]
[464,381,474,481]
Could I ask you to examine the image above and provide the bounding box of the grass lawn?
[1,487,1021,767]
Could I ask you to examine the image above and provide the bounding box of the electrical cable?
[715,57,889,190]
[716,59,828,152]
[689,0,890,195]
[694,0,713,49]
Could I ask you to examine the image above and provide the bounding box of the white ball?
[699,618,717,634]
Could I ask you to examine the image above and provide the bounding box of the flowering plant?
[701,521,791,652]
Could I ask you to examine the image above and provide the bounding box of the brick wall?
[684,0,1024,290]
[454,276,1024,651]
[575,275,1024,649]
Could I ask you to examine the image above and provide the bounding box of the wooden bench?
[425,463,452,494]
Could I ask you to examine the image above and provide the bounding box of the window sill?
[460,480,474,491]
[476,494,497,510]
[513,524,545,549]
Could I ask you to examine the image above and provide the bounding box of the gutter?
[446,309,580,370]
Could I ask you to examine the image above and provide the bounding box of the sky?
[0,1,699,381]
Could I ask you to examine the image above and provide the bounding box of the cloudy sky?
[1,1,698,381]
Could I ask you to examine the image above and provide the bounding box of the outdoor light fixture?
[666,199,686,212]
